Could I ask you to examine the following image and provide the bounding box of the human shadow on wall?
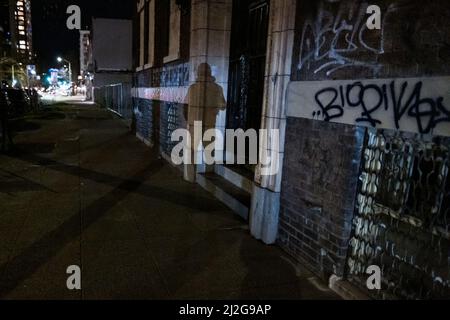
[184,63,226,129]
[184,63,226,166]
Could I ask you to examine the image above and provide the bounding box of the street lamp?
[57,57,72,84]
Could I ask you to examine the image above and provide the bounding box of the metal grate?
[347,129,450,299]
[160,102,186,156]
[95,83,133,120]
[165,103,179,151]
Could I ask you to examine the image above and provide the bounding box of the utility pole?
[58,57,74,95]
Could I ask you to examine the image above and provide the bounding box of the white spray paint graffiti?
[298,1,396,77]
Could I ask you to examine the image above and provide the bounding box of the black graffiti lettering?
[314,87,343,121]
[434,97,450,126]
[346,82,364,107]
[339,85,345,108]
[408,97,438,134]
[382,84,389,111]
[355,84,383,127]
[392,81,420,129]
[313,80,449,134]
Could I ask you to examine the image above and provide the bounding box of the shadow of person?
[184,63,226,178]
[185,63,226,129]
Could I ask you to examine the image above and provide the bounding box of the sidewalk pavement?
[0,103,339,300]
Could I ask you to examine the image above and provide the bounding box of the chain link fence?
[94,83,133,120]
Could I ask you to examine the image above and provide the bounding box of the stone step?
[214,165,254,194]
[196,172,251,221]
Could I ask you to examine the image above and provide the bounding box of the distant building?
[8,0,33,63]
[79,30,93,99]
[92,18,133,77]
[79,30,92,76]
[91,18,133,117]
[0,0,33,85]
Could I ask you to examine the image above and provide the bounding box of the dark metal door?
[226,0,270,132]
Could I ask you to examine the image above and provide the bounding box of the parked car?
[5,88,32,118]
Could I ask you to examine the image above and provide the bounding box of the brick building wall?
[292,0,450,81]
[279,119,365,277]
[278,0,450,280]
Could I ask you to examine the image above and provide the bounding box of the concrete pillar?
[164,0,181,63]
[250,0,297,244]
[148,0,156,67]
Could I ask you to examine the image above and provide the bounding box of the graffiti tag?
[287,77,450,137]
[297,1,389,76]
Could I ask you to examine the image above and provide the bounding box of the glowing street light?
[57,56,72,84]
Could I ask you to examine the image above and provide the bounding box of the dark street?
[0,102,338,300]
[1,0,449,305]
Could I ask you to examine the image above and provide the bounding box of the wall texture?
[292,0,450,81]
[279,0,450,282]
[279,118,365,277]
[92,18,133,72]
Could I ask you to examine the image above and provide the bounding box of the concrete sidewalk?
[0,103,338,300]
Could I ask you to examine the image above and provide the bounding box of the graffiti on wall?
[297,0,393,77]
[348,130,450,299]
[287,77,450,137]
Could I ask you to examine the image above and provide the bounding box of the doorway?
[226,0,270,132]
[225,0,270,170]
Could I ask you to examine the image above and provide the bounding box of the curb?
[329,275,371,300]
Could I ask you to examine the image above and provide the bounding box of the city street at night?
[0,101,338,300]
[1,0,450,309]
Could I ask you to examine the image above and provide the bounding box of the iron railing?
[94,83,133,120]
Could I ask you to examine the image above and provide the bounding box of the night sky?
[31,0,134,75]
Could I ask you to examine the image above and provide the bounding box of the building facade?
[92,18,134,119]
[79,30,92,76]
[79,30,93,99]
[0,0,33,85]
[131,0,450,299]
[9,0,33,63]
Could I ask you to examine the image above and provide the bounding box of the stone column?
[250,0,297,244]
[184,0,232,182]
[164,0,181,63]
[147,0,156,67]
[138,8,145,68]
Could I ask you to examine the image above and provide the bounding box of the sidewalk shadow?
[0,157,165,297]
